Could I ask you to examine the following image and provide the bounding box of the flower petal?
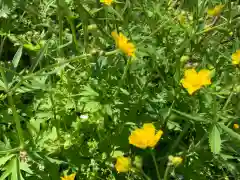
[149,130,163,148]
[129,129,148,149]
[181,79,201,95]
[143,123,155,137]
[232,51,240,65]
[184,68,197,77]
[198,69,211,85]
[115,156,131,173]
[111,31,119,42]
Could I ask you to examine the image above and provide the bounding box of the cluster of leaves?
[0,0,240,179]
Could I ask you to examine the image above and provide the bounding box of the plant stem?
[163,164,171,180]
[151,150,161,180]
[113,57,131,97]
[0,68,24,149]
[138,168,151,180]
[8,94,24,149]
[56,0,64,56]
[169,123,190,155]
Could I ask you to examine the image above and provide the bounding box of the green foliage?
[0,0,240,179]
[209,125,221,154]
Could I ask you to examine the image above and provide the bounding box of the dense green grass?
[0,0,240,179]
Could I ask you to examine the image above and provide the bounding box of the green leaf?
[172,109,209,123]
[12,46,23,69]
[0,154,15,167]
[30,41,48,73]
[120,88,130,95]
[0,80,6,91]
[11,157,21,180]
[0,156,20,180]
[111,150,124,158]
[20,161,33,175]
[209,125,221,154]
[80,86,99,97]
[218,123,240,141]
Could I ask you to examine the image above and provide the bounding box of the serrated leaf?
[0,5,10,18]
[80,86,99,97]
[209,125,221,154]
[219,123,240,141]
[12,46,23,69]
[0,154,15,167]
[172,109,209,123]
[20,162,33,175]
[0,80,6,90]
[0,157,19,180]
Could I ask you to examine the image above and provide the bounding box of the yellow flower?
[100,0,113,6]
[232,50,240,65]
[111,31,136,57]
[181,68,212,95]
[115,156,131,173]
[129,123,163,149]
[168,156,183,166]
[61,173,76,180]
[207,5,224,16]
[233,124,239,129]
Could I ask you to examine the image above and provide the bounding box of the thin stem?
[222,87,234,111]
[163,165,171,180]
[49,77,60,140]
[8,94,24,149]
[169,123,190,155]
[56,0,64,56]
[151,150,161,180]
[138,168,151,180]
[0,68,24,148]
[113,58,131,97]
[67,16,81,53]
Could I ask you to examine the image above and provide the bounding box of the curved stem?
[163,165,171,180]
[150,150,161,180]
[113,57,131,97]
[138,168,151,180]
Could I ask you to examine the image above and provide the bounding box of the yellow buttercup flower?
[111,31,136,57]
[61,173,76,180]
[115,156,131,173]
[233,124,239,129]
[181,68,212,95]
[207,5,224,16]
[129,123,163,149]
[168,156,183,166]
[100,0,113,6]
[232,50,240,65]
